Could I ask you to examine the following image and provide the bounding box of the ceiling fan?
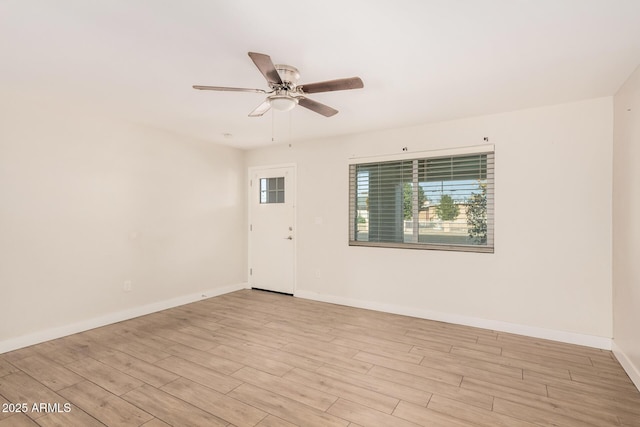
[193,52,364,117]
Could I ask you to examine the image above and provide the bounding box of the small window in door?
[260,177,285,204]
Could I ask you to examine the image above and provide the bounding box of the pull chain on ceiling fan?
[193,52,364,117]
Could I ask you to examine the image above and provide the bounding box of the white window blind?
[349,150,494,252]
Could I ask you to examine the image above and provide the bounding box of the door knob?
[284,236,293,240]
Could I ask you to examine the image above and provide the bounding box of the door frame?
[247,163,297,294]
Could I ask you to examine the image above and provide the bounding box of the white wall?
[246,97,613,345]
[0,97,247,350]
[613,65,640,387]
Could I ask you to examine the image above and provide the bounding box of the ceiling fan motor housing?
[274,64,300,89]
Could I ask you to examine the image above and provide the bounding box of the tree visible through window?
[435,194,460,221]
[349,150,494,252]
[466,182,488,244]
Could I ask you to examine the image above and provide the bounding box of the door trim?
[248,163,297,294]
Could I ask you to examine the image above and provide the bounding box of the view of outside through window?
[352,154,491,248]
[260,177,285,204]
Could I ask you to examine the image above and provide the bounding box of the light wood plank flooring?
[1,289,639,426]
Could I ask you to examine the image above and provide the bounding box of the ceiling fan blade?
[299,77,363,94]
[248,52,282,85]
[297,97,338,117]
[193,85,266,94]
[248,100,271,117]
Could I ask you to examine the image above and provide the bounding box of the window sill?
[349,240,494,253]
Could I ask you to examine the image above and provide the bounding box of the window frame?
[259,177,285,204]
[348,145,494,253]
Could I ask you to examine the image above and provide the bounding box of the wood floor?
[1,290,639,426]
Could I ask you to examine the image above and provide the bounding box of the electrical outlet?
[123,280,132,292]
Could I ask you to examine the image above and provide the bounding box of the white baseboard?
[294,290,612,350]
[0,283,248,354]
[612,341,640,392]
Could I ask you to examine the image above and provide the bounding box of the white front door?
[249,165,296,294]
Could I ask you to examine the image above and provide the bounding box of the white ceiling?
[2,0,640,149]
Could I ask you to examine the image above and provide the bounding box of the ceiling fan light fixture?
[269,95,298,112]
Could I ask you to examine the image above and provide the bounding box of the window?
[260,177,285,204]
[349,148,494,252]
